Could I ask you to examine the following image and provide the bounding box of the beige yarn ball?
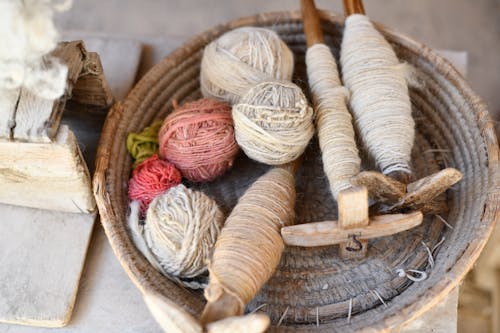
[200,27,294,105]
[144,184,224,279]
[232,80,315,165]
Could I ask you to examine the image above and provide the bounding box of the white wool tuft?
[0,0,72,99]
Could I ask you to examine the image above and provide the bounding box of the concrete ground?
[56,0,500,124]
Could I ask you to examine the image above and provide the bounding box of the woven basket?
[93,10,500,332]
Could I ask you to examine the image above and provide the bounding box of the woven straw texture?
[93,10,500,332]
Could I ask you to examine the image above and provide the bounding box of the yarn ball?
[232,80,315,165]
[126,120,163,168]
[144,184,225,279]
[128,154,182,212]
[158,98,239,182]
[200,27,294,105]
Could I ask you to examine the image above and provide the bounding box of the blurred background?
[53,0,499,332]
[55,0,500,128]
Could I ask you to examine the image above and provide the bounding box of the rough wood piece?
[0,124,95,213]
[352,171,407,203]
[337,186,369,258]
[71,52,113,108]
[0,203,95,327]
[144,292,202,333]
[282,211,423,247]
[206,314,270,333]
[11,41,86,142]
[404,168,463,208]
[0,89,21,139]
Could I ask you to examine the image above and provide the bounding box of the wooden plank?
[0,124,95,213]
[0,203,95,327]
[338,186,369,259]
[12,41,86,142]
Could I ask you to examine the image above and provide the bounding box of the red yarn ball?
[128,154,182,212]
[158,98,239,182]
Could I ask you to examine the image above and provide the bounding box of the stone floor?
[56,0,500,128]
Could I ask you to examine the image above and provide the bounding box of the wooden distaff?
[201,161,299,324]
[281,0,423,258]
[342,0,463,211]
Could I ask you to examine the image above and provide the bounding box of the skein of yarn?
[127,120,163,168]
[144,184,225,280]
[128,154,182,212]
[158,98,239,182]
[232,80,314,165]
[200,27,294,105]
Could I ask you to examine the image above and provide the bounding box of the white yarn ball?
[144,184,224,279]
[232,80,315,165]
[200,27,294,105]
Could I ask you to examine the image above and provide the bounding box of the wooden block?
[0,203,95,327]
[71,52,114,108]
[338,186,369,259]
[0,124,95,213]
[11,41,87,142]
[61,34,143,100]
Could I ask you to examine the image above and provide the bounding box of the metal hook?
[346,234,363,252]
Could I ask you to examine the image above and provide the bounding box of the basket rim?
[92,9,500,331]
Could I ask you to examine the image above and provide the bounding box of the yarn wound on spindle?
[232,80,315,165]
[158,98,239,182]
[144,184,225,279]
[200,27,294,105]
[341,14,414,176]
[127,120,163,168]
[306,43,361,198]
[205,167,295,310]
[128,154,182,212]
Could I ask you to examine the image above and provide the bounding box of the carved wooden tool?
[342,0,463,214]
[280,0,423,259]
[282,186,423,255]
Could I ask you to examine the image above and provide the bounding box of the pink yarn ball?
[128,154,182,212]
[158,98,239,182]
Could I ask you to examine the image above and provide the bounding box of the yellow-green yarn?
[127,120,163,168]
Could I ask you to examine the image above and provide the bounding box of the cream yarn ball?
[232,80,315,165]
[144,184,224,279]
[200,27,294,105]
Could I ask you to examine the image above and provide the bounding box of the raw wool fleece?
[0,0,71,99]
